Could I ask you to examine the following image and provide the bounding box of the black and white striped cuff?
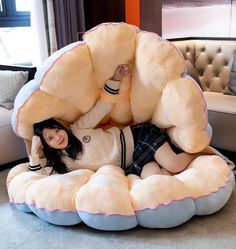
[28,154,41,170]
[29,164,42,171]
[104,84,119,95]
[104,80,120,95]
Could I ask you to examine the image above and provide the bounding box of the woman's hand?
[31,135,43,156]
[111,64,131,81]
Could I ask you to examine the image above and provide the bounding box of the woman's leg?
[154,142,199,174]
[141,162,162,178]
[161,168,172,176]
[141,161,172,179]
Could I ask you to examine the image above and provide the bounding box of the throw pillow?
[227,51,236,95]
[0,70,29,109]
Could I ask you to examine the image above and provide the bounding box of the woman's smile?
[58,138,64,144]
[42,128,69,149]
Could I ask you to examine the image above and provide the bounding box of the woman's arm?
[72,80,120,129]
[28,135,48,174]
[72,64,130,129]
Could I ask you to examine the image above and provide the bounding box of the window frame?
[0,0,30,27]
[0,0,6,17]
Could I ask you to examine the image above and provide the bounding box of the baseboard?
[217,149,236,164]
[0,157,28,171]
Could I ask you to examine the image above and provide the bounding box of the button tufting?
[214,71,219,77]
[208,57,213,64]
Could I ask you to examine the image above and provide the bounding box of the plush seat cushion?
[7,23,235,231]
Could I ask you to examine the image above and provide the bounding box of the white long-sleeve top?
[29,80,134,175]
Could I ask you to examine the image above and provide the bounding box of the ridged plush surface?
[7,23,234,230]
[7,156,234,230]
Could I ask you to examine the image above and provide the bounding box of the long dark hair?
[33,118,83,174]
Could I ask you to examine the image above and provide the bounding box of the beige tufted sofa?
[0,65,36,167]
[172,38,236,152]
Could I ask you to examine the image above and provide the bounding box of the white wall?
[162,3,235,38]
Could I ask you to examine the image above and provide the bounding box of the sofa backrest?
[172,39,236,93]
[0,65,37,82]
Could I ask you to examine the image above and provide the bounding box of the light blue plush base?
[11,172,235,230]
[78,211,138,231]
[29,205,81,226]
[12,203,32,213]
[136,198,195,228]
[195,172,235,215]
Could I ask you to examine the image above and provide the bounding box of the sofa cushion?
[208,110,236,151]
[0,107,27,165]
[203,91,236,115]
[0,106,13,127]
[0,70,29,109]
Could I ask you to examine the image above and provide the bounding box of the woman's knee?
[141,161,162,179]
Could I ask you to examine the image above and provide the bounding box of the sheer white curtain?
[45,0,58,55]
[30,0,48,66]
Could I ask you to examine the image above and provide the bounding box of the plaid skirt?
[124,122,168,176]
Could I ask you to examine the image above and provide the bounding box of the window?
[0,0,30,27]
[0,0,32,65]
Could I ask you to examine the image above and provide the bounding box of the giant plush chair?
[7,23,235,231]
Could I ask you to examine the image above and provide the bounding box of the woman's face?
[42,128,69,149]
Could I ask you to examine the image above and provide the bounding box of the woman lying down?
[29,64,200,178]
